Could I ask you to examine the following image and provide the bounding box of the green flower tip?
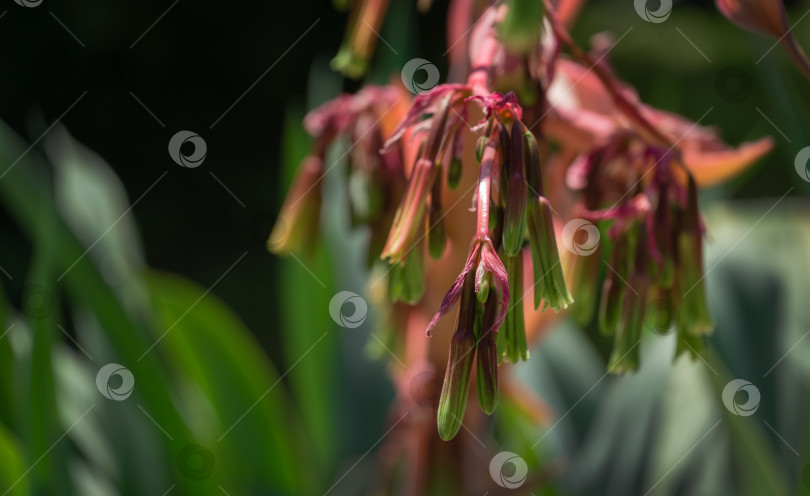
[527,197,573,312]
[331,45,368,79]
[437,330,476,441]
[476,292,500,414]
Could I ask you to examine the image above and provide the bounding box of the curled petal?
[425,236,510,337]
[303,85,401,139]
[383,84,470,151]
[425,240,480,336]
[467,92,524,130]
[478,239,511,332]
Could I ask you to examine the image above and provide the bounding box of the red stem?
[465,8,501,96]
[543,0,673,147]
[477,132,499,236]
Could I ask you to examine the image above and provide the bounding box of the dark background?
[1,0,346,360]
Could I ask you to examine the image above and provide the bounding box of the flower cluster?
[271,0,778,444]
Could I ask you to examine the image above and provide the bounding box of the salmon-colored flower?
[545,59,774,188]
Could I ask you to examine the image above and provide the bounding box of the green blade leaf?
[146,270,307,494]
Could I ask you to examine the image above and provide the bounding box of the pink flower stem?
[465,16,500,96]
[477,131,499,237]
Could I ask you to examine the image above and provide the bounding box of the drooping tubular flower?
[380,84,471,267]
[539,0,775,372]
[568,138,716,371]
[268,85,406,261]
[271,0,775,452]
[378,67,574,437]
